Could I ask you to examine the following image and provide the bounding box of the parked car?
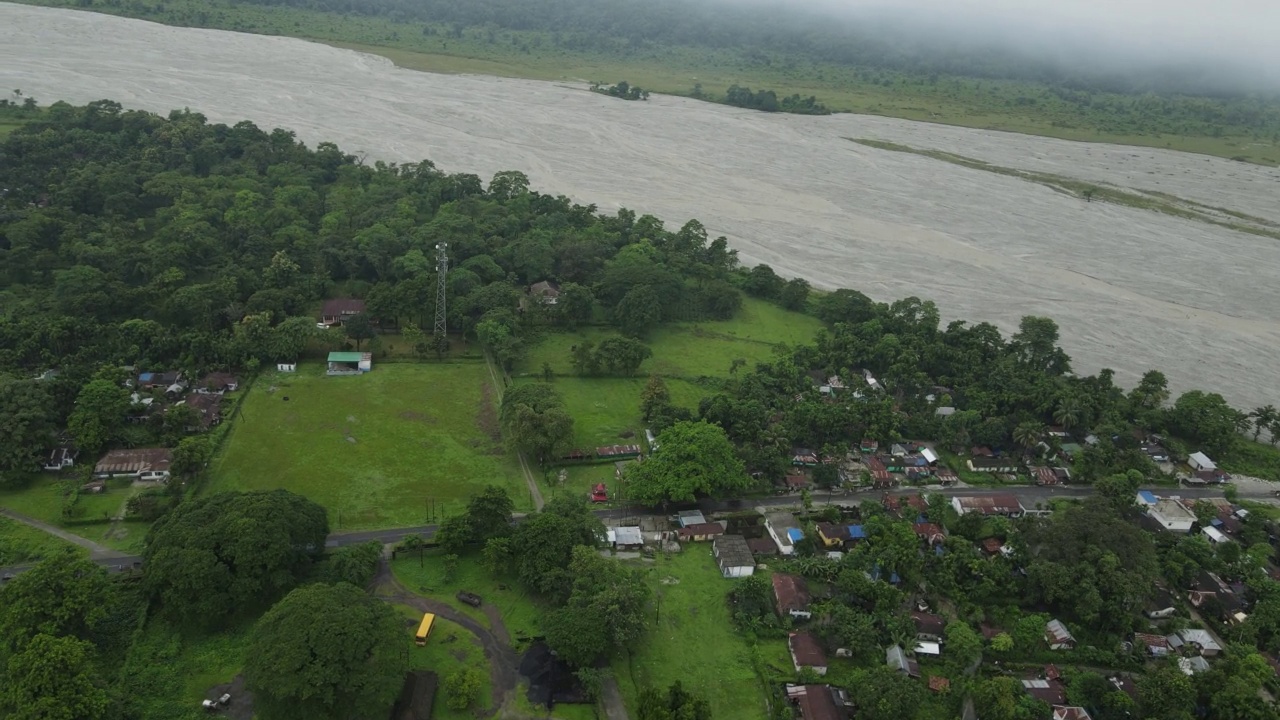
[456,591,483,608]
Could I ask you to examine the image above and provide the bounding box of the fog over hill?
[3,3,1279,413]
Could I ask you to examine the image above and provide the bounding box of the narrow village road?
[0,508,124,558]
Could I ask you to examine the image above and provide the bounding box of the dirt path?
[373,559,522,716]
[0,508,124,558]
[600,677,631,720]
[483,352,545,511]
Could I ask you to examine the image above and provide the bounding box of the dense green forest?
[15,0,1280,163]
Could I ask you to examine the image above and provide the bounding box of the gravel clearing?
[3,3,1279,411]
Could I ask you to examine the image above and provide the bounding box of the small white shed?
[1189,452,1216,472]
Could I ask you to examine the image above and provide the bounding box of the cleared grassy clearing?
[0,516,82,565]
[207,363,527,529]
[394,605,496,720]
[612,549,791,720]
[390,551,543,643]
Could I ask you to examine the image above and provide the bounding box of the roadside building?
[93,448,173,482]
[951,495,1024,517]
[1148,498,1196,532]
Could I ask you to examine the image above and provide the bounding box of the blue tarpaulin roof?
[786,528,804,543]
[1138,491,1157,504]
[848,525,867,539]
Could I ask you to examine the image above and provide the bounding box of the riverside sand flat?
[3,2,1279,410]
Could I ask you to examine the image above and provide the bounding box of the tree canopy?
[624,420,749,505]
[244,583,407,720]
[143,490,329,624]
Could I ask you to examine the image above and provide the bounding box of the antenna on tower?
[434,243,449,348]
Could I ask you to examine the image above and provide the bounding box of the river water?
[3,3,1279,413]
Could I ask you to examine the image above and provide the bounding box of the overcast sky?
[788,0,1280,91]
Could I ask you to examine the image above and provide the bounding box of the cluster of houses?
[42,370,238,491]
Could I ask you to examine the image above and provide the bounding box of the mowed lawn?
[612,550,791,720]
[519,298,823,380]
[208,362,527,529]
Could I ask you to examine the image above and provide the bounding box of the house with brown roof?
[1032,466,1059,486]
[912,611,947,641]
[196,372,239,394]
[1045,619,1076,650]
[773,573,812,619]
[928,676,950,693]
[1022,678,1066,705]
[321,298,366,326]
[952,495,1024,517]
[528,281,561,304]
[789,632,828,675]
[785,685,850,720]
[816,523,850,548]
[913,522,945,546]
[93,448,173,482]
[677,522,726,542]
[180,392,223,430]
[1133,633,1171,657]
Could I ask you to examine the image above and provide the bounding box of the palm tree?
[1053,397,1083,430]
[1012,422,1045,456]
[1250,405,1278,442]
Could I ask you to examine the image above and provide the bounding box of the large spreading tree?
[500,383,575,467]
[244,583,406,720]
[143,490,329,624]
[543,546,650,667]
[624,420,749,505]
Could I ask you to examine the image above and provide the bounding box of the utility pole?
[434,242,449,343]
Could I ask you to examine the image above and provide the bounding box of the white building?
[1149,498,1196,533]
[1188,452,1216,472]
[713,535,755,578]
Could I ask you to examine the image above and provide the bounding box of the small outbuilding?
[789,632,828,675]
[714,535,756,578]
[327,351,372,375]
[1188,452,1216,472]
[1045,619,1076,650]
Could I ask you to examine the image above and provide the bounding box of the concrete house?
[44,446,77,472]
[1148,498,1196,532]
[1045,619,1076,650]
[765,511,801,555]
[1188,452,1216,472]
[677,522,726,542]
[320,298,366,326]
[789,632,828,675]
[94,448,173,482]
[773,573,812,619]
[714,535,756,578]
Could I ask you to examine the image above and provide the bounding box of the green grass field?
[206,362,528,529]
[0,475,150,555]
[390,550,543,643]
[16,0,1280,165]
[119,616,254,718]
[0,515,82,565]
[395,606,496,720]
[612,549,790,720]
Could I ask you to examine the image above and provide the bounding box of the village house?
[912,611,947,642]
[179,392,223,431]
[785,474,813,491]
[320,298,366,326]
[784,684,851,720]
[1052,706,1093,720]
[1176,629,1223,657]
[746,537,779,558]
[816,523,851,548]
[1188,451,1216,472]
[1045,619,1076,650]
[773,573,812,619]
[951,495,1025,518]
[136,370,182,391]
[676,521,726,542]
[607,526,644,550]
[1179,656,1211,675]
[1133,633,1172,658]
[792,448,819,467]
[1187,569,1244,621]
[1147,497,1196,533]
[967,457,1020,473]
[714,535,756,578]
[527,280,561,305]
[1146,587,1178,619]
[596,444,642,460]
[43,445,77,472]
[886,645,920,678]
[788,632,828,675]
[196,372,239,394]
[913,522,946,546]
[93,448,173,482]
[764,510,802,555]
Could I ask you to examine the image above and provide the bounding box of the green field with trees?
[13,0,1280,164]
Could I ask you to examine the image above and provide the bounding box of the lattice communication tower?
[434,242,449,338]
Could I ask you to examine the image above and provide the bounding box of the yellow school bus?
[415,613,435,646]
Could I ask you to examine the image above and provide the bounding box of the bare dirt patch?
[205,674,253,720]
[476,382,502,443]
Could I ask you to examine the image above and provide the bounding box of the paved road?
[3,483,1268,579]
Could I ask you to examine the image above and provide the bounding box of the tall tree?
[543,547,651,667]
[1250,405,1278,442]
[625,421,749,505]
[67,379,129,455]
[245,583,406,720]
[143,490,329,625]
[0,549,114,653]
[1,634,110,720]
[0,373,54,475]
[500,383,575,466]
[343,313,375,350]
[613,284,662,337]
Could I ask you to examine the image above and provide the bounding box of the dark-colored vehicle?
[456,591,483,608]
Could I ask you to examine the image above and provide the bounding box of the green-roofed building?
[327,351,372,375]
